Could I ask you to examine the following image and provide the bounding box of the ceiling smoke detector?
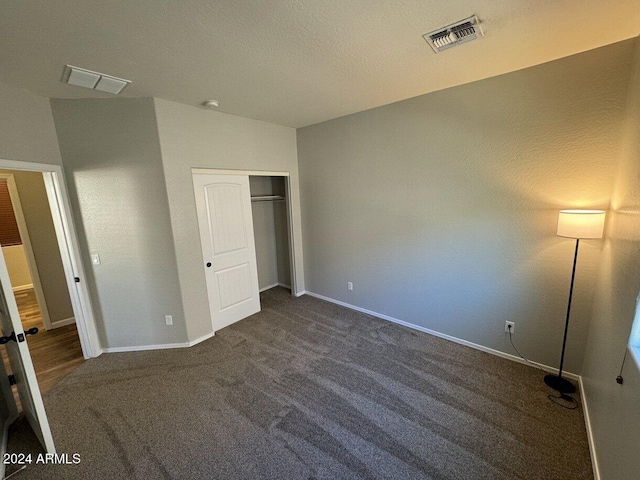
[63,65,131,94]
[202,100,219,108]
[423,15,483,53]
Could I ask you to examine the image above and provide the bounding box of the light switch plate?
[91,254,101,265]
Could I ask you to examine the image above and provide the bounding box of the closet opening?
[192,167,303,332]
[249,176,291,294]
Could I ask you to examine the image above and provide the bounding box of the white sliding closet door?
[193,174,260,331]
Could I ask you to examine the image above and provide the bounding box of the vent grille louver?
[62,65,131,94]
[423,16,483,53]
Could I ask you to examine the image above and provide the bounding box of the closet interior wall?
[249,176,291,292]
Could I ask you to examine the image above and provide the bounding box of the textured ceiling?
[1,1,639,127]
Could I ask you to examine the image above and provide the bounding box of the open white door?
[193,173,260,331]
[0,356,19,479]
[0,249,55,454]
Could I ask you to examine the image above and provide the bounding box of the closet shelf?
[251,195,286,203]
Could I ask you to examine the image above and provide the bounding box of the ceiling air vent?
[62,65,131,94]
[423,15,483,53]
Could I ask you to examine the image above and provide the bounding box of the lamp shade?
[557,210,606,239]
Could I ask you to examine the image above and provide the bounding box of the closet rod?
[251,195,286,203]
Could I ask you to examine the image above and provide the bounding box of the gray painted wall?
[50,98,186,348]
[274,201,291,287]
[582,37,640,480]
[297,40,635,374]
[0,81,62,165]
[0,82,73,323]
[252,199,279,290]
[0,170,74,323]
[250,176,280,290]
[153,98,302,342]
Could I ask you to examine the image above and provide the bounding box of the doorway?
[0,171,84,394]
[0,159,99,359]
[0,158,101,468]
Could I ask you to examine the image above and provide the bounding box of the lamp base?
[544,374,576,394]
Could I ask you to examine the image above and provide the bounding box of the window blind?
[0,180,22,247]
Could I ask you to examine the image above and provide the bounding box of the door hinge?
[8,375,16,386]
[0,328,38,344]
[74,277,80,283]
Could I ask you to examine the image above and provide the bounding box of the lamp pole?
[544,210,605,395]
[544,238,579,393]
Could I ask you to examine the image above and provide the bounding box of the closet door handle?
[206,262,212,268]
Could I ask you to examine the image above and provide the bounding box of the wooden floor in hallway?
[2,288,84,395]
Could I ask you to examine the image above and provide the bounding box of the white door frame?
[0,158,101,358]
[192,168,302,296]
[0,173,53,330]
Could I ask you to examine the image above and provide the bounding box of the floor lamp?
[544,209,606,394]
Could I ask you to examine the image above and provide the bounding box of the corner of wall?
[51,97,189,349]
[579,34,640,480]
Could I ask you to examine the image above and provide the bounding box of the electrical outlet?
[165,315,173,326]
[505,321,515,333]
[347,282,353,291]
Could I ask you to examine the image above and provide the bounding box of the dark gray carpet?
[8,287,592,479]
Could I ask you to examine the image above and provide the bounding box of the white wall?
[50,98,187,349]
[297,40,634,374]
[581,37,640,480]
[154,98,303,342]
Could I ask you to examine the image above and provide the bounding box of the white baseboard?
[12,283,33,293]
[579,377,600,480]
[303,290,580,381]
[186,331,215,347]
[102,331,216,353]
[293,289,306,298]
[260,283,292,293]
[102,343,188,353]
[50,317,76,329]
[260,283,279,292]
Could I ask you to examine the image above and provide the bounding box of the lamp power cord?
[507,326,578,410]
